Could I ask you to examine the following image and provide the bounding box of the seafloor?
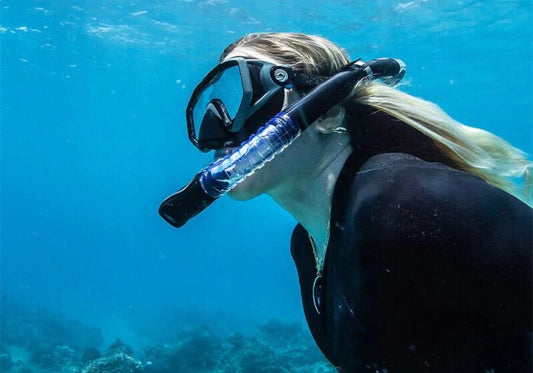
[0,302,335,373]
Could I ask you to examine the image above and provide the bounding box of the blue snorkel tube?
[159,58,406,228]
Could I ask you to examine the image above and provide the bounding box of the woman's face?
[216,47,303,201]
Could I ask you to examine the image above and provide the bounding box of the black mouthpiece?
[158,174,216,228]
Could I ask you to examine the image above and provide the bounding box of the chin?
[227,187,255,201]
[227,179,259,201]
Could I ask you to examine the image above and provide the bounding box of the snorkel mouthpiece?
[158,173,215,228]
[159,58,406,227]
[159,112,300,228]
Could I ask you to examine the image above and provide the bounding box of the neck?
[267,134,353,270]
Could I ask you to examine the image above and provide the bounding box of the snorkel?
[159,58,406,228]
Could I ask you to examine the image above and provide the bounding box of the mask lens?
[192,65,243,140]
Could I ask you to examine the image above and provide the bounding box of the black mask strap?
[292,74,330,92]
[273,59,365,93]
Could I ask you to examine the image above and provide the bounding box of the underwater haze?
[1,0,532,371]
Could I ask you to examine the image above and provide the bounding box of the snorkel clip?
[270,66,294,88]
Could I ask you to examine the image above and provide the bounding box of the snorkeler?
[160,33,532,372]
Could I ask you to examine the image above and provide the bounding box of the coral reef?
[1,303,103,353]
[1,303,335,372]
[81,352,143,373]
[216,320,333,373]
[0,346,13,371]
[142,326,222,373]
[139,320,334,373]
[81,347,101,364]
[29,343,78,370]
[106,339,134,357]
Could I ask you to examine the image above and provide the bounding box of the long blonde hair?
[222,32,532,204]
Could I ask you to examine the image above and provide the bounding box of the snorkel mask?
[188,57,337,151]
[160,57,406,228]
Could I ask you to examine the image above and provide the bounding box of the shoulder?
[354,152,488,205]
[348,153,532,247]
[343,153,532,327]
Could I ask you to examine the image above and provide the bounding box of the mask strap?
[292,74,330,91]
[271,59,365,92]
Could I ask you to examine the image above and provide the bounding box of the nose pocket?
[198,107,236,150]
[206,98,232,127]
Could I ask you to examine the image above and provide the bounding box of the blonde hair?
[223,32,532,204]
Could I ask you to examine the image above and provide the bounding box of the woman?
[161,33,532,372]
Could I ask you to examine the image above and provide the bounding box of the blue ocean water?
[1,0,532,370]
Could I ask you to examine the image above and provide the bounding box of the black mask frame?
[186,57,333,152]
[186,58,284,152]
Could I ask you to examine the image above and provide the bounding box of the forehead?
[223,46,281,65]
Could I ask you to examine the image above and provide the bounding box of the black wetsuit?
[291,152,532,372]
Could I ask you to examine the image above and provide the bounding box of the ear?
[315,105,346,134]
